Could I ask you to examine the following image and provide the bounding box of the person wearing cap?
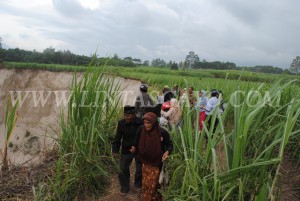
[112,105,143,195]
[131,112,173,201]
[171,84,179,98]
[135,84,155,118]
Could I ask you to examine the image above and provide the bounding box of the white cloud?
[0,0,299,68]
[77,0,100,10]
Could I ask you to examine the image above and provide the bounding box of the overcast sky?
[1,0,299,68]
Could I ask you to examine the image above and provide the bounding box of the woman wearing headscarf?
[130,112,173,201]
[160,98,182,129]
[196,90,208,131]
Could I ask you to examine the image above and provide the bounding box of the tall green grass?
[1,96,19,171]
[163,80,300,200]
[49,67,122,200]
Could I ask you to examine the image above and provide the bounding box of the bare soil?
[0,68,141,167]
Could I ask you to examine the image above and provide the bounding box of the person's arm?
[135,96,141,110]
[149,94,155,106]
[130,126,142,154]
[111,121,123,157]
[161,107,174,118]
[195,98,201,111]
[161,128,173,161]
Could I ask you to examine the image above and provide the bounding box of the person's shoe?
[119,192,128,197]
[134,183,142,189]
[131,188,138,194]
[120,188,129,196]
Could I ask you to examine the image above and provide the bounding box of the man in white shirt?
[202,89,219,132]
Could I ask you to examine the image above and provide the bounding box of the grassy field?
[3,61,298,84]
[2,62,300,200]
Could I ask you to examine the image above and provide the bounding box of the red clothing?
[199,111,206,131]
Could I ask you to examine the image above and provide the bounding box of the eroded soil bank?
[0,68,141,167]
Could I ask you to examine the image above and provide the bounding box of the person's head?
[162,101,171,111]
[170,98,179,108]
[163,85,170,93]
[124,105,136,123]
[140,84,148,93]
[199,90,206,97]
[188,87,194,94]
[143,112,158,131]
[211,89,219,97]
[173,84,178,90]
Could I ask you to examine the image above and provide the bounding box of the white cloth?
[157,96,164,104]
[159,116,169,126]
[205,97,218,115]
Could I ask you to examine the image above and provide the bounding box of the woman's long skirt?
[142,163,162,201]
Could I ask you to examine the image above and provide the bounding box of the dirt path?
[99,160,142,201]
[281,154,300,200]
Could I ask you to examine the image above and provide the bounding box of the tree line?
[0,46,174,68]
[0,37,298,74]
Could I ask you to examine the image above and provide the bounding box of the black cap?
[140,84,148,92]
[124,105,136,114]
[211,89,219,97]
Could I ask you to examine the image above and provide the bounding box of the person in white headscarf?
[160,98,182,128]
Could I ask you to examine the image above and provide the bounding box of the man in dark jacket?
[112,105,143,195]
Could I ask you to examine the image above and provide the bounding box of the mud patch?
[23,136,40,156]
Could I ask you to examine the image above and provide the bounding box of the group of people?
[111,84,224,200]
[195,89,224,131]
[112,106,172,201]
[135,84,182,130]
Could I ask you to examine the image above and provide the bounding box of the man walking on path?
[135,84,155,118]
[112,105,143,195]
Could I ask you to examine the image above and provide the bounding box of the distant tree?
[171,62,179,70]
[167,60,173,67]
[184,51,200,69]
[249,65,283,74]
[151,58,166,67]
[124,56,133,61]
[143,60,150,66]
[178,61,184,68]
[132,58,142,65]
[289,56,300,75]
[42,47,56,63]
[0,37,2,49]
[113,53,119,60]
